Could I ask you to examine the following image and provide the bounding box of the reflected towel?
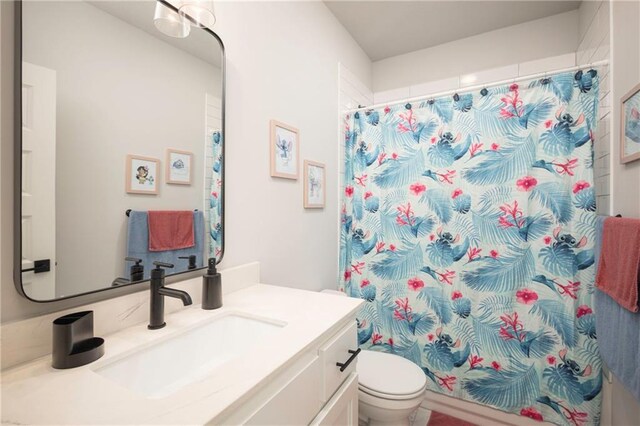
[125,211,204,280]
[595,216,640,312]
[148,210,194,252]
[595,215,640,401]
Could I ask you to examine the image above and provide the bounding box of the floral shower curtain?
[209,130,223,259]
[339,70,602,425]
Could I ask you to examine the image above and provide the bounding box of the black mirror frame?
[13,0,226,302]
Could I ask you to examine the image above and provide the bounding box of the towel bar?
[125,209,198,217]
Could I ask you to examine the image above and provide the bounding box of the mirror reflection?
[20,1,224,300]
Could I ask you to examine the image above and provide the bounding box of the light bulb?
[179,0,216,29]
[154,2,190,38]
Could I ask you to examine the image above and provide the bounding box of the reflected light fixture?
[179,0,216,29]
[154,1,190,38]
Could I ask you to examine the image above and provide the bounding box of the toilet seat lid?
[357,350,427,396]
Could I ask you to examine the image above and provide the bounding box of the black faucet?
[148,261,193,330]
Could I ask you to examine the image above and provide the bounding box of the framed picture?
[166,149,193,185]
[270,120,299,179]
[126,155,159,195]
[621,83,640,164]
[303,160,325,209]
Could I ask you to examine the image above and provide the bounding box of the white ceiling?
[324,1,581,61]
[89,1,222,68]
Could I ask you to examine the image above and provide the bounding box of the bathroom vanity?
[1,281,363,425]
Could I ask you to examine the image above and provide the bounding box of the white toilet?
[320,290,427,425]
[356,350,427,426]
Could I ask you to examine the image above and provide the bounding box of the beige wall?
[0,0,372,322]
[372,10,580,92]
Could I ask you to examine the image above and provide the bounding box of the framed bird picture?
[270,120,299,179]
[303,160,325,208]
[621,82,640,164]
[166,149,193,185]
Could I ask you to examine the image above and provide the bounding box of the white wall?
[212,1,371,294]
[607,0,640,422]
[372,10,579,93]
[611,0,640,218]
[0,1,372,322]
[22,1,221,297]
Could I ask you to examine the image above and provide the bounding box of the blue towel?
[594,215,640,401]
[124,210,205,280]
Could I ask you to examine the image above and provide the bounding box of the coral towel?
[148,210,195,252]
[595,217,640,312]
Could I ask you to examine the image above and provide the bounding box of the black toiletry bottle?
[126,257,144,282]
[202,258,222,310]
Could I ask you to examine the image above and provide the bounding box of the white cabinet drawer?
[245,356,322,426]
[319,321,359,402]
[310,373,359,426]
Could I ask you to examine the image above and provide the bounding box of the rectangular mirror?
[15,0,225,301]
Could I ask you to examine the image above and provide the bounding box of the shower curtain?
[209,130,223,259]
[339,70,602,425]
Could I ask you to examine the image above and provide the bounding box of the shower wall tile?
[372,87,410,105]
[458,64,519,88]
[409,77,459,99]
[577,0,611,216]
[518,53,576,75]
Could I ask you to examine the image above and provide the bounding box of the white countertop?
[1,284,363,425]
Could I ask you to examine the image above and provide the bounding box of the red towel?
[595,217,640,312]
[148,211,194,252]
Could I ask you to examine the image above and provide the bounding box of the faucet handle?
[152,261,174,269]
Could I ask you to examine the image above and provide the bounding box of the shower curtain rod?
[345,59,610,114]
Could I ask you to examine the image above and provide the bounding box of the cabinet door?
[319,322,358,401]
[310,373,358,426]
[245,356,322,426]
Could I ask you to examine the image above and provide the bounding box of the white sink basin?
[93,312,286,398]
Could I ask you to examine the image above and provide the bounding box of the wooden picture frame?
[126,155,159,195]
[270,120,299,179]
[620,82,640,164]
[303,160,325,209]
[166,149,193,185]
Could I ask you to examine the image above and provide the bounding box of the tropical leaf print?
[529,299,577,347]
[462,136,536,185]
[530,182,574,224]
[543,366,585,405]
[417,287,453,325]
[471,211,522,246]
[421,189,453,224]
[540,243,578,277]
[477,294,514,315]
[463,362,540,409]
[340,71,601,426]
[472,315,525,358]
[463,247,535,292]
[529,73,575,103]
[370,243,423,280]
[373,147,425,188]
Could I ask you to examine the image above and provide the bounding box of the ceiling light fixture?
[154,1,190,38]
[178,0,216,29]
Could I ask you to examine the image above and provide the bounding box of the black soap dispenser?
[126,257,144,282]
[202,257,222,310]
[179,255,197,270]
